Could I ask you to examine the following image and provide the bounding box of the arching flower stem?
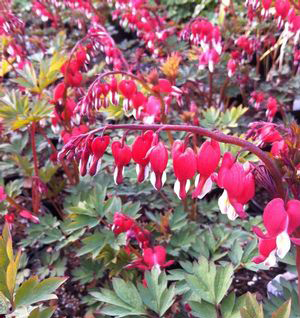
[73,123,285,199]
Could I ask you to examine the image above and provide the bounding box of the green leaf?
[137,269,176,317]
[214,263,234,304]
[272,299,291,318]
[221,292,246,318]
[228,240,243,267]
[240,293,264,318]
[15,276,39,307]
[6,260,17,300]
[15,276,67,307]
[189,300,217,318]
[91,285,147,317]
[28,306,56,318]
[112,278,144,312]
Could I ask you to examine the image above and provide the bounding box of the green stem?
[30,122,40,214]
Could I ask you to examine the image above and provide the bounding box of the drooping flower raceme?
[253,198,300,266]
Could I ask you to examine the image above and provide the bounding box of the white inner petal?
[150,171,157,189]
[186,179,191,193]
[194,174,200,187]
[218,190,229,215]
[113,167,119,185]
[136,164,140,178]
[144,164,150,181]
[218,190,238,220]
[174,179,181,200]
[95,159,102,175]
[264,250,277,267]
[197,177,213,199]
[276,231,291,259]
[87,155,93,171]
[161,171,167,187]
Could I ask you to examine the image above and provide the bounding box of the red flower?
[132,92,147,119]
[153,79,172,93]
[132,225,151,248]
[217,153,255,219]
[258,125,282,144]
[275,0,290,19]
[89,136,110,176]
[143,96,161,124]
[172,140,197,200]
[227,59,237,77]
[113,212,135,235]
[76,46,87,67]
[271,140,288,158]
[192,139,220,199]
[0,186,7,202]
[132,131,154,183]
[127,246,174,271]
[143,246,174,269]
[20,210,40,223]
[111,141,132,184]
[5,213,15,224]
[262,0,272,10]
[266,97,278,121]
[110,77,119,105]
[149,140,168,190]
[53,82,66,102]
[119,80,137,99]
[79,137,92,177]
[253,198,300,266]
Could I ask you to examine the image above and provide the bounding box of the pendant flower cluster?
[59,131,256,220]
[76,76,182,123]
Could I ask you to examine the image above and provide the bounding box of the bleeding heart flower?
[252,198,300,266]
[149,141,168,190]
[112,212,135,235]
[110,77,119,105]
[20,210,40,223]
[132,131,154,183]
[153,79,172,93]
[53,82,66,102]
[89,136,110,176]
[111,141,132,185]
[227,59,237,77]
[172,140,197,200]
[79,137,92,177]
[119,79,137,99]
[143,96,161,124]
[192,139,221,199]
[275,0,290,19]
[271,140,288,158]
[132,225,151,248]
[5,213,15,224]
[132,92,147,118]
[126,246,174,271]
[217,153,255,219]
[266,97,278,121]
[143,246,174,269]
